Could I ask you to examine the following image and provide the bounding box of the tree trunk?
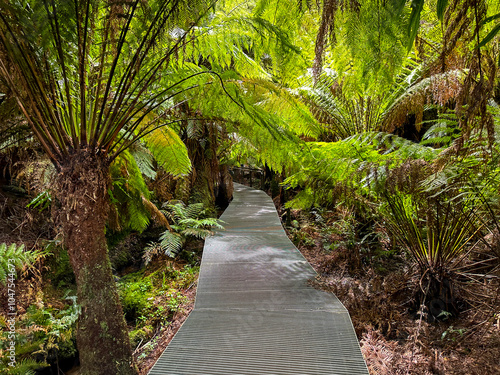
[54,152,137,375]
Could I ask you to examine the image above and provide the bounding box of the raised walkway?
[149,183,369,375]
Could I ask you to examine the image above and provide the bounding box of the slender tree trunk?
[54,152,137,375]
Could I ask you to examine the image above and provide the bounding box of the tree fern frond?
[285,131,443,208]
[142,125,191,177]
[129,142,156,180]
[420,117,460,147]
[125,198,150,233]
[0,243,49,285]
[383,68,466,132]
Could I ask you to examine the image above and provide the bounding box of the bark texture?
[54,152,137,375]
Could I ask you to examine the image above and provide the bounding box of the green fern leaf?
[129,143,157,180]
[143,126,191,176]
[182,228,213,239]
[159,231,184,257]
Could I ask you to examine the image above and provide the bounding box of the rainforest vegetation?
[0,0,499,374]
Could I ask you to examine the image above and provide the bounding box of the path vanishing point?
[149,183,369,375]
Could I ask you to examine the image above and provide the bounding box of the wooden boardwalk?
[149,183,369,375]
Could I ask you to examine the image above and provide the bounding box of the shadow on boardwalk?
[149,183,369,375]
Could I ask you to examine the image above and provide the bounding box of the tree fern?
[0,1,310,372]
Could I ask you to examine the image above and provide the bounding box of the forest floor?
[2,184,499,375]
[135,284,196,375]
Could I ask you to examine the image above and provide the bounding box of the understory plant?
[380,186,483,320]
[118,264,198,348]
[0,243,50,285]
[143,201,223,263]
[0,295,79,375]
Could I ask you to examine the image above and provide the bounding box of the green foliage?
[118,265,198,345]
[297,72,386,140]
[26,191,51,212]
[420,111,460,147]
[0,243,49,285]
[479,11,500,47]
[441,325,467,341]
[0,0,215,164]
[0,357,40,375]
[284,132,441,209]
[141,122,191,177]
[0,295,79,373]
[144,201,223,262]
[109,149,152,233]
[381,192,481,273]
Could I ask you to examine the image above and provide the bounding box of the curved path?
[149,183,369,375]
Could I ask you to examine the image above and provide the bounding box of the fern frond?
[129,143,156,180]
[195,218,224,229]
[126,199,150,233]
[0,243,48,285]
[4,357,45,375]
[183,203,204,219]
[142,125,191,177]
[162,201,188,221]
[27,191,52,212]
[285,131,443,209]
[181,228,213,239]
[159,231,184,257]
[110,149,152,232]
[383,68,466,132]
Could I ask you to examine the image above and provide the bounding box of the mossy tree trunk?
[54,152,137,375]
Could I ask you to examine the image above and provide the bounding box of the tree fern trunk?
[54,152,137,375]
[215,164,233,208]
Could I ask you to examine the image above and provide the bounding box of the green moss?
[129,326,153,348]
[118,264,198,331]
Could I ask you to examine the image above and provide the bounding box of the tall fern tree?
[0,1,214,374]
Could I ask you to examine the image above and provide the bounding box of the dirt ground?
[135,286,196,375]
[295,230,500,375]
